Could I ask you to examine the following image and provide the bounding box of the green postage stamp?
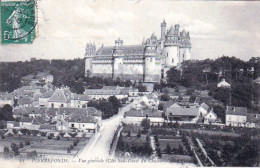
[1,0,36,44]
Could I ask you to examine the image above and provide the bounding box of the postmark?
[1,0,37,44]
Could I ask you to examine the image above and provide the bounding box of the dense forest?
[166,56,260,110]
[0,58,85,93]
[0,56,259,110]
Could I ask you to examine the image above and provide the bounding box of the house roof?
[125,109,162,118]
[18,97,32,105]
[40,123,55,130]
[20,117,34,123]
[48,88,72,103]
[247,113,260,123]
[68,115,96,123]
[0,94,13,100]
[72,94,91,101]
[45,107,102,118]
[226,106,247,116]
[200,103,209,111]
[165,107,199,116]
[163,101,181,109]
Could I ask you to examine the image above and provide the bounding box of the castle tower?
[179,29,191,63]
[113,38,124,79]
[160,20,166,48]
[164,25,180,67]
[144,38,161,82]
[85,42,96,77]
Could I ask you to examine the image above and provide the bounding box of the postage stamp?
[1,0,36,44]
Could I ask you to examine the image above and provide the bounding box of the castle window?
[167,53,168,57]
[150,58,152,62]
[172,59,174,63]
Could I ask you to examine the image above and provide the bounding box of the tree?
[141,118,150,130]
[109,96,122,109]
[19,142,24,148]
[0,104,14,121]
[137,85,147,92]
[27,150,37,158]
[11,143,19,155]
[157,148,162,158]
[158,103,164,111]
[178,144,184,154]
[70,81,85,94]
[161,94,170,101]
[127,130,131,137]
[137,129,141,137]
[173,121,180,129]
[25,140,30,146]
[213,105,225,123]
[3,146,10,157]
[167,68,181,87]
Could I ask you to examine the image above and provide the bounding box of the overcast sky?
[0,0,259,62]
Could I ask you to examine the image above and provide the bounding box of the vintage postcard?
[0,0,259,168]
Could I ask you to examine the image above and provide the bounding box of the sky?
[0,0,260,62]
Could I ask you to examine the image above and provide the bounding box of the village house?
[39,87,90,108]
[204,109,218,124]
[123,108,164,124]
[19,117,47,130]
[0,94,14,107]
[225,106,247,127]
[165,106,199,123]
[199,103,210,116]
[160,101,181,111]
[246,113,260,128]
[84,86,136,100]
[68,114,98,133]
[131,94,159,110]
[17,97,33,107]
[44,107,102,132]
[13,107,43,118]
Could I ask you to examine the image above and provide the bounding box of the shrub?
[25,140,30,146]
[12,129,18,134]
[73,140,77,146]
[137,129,141,137]
[11,143,19,155]
[1,135,5,139]
[166,143,171,154]
[158,148,162,158]
[70,145,74,150]
[56,136,61,140]
[19,142,24,148]
[127,130,131,137]
[3,146,10,157]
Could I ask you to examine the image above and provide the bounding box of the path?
[76,102,133,159]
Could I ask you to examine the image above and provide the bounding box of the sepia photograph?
[0,0,259,168]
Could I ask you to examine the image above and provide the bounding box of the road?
[76,102,133,159]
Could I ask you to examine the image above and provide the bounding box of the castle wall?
[113,57,124,76]
[164,46,179,67]
[144,56,161,82]
[123,63,144,75]
[85,58,93,76]
[92,62,113,77]
[179,47,191,63]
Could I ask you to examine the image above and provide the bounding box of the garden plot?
[158,138,182,151]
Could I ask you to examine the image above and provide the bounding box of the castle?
[85,20,191,83]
